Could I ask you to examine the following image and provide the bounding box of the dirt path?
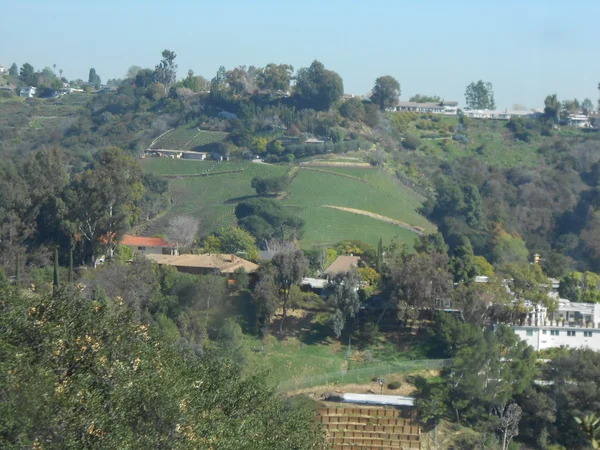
[322,205,425,235]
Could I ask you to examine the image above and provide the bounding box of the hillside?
[140,158,434,248]
[150,124,228,151]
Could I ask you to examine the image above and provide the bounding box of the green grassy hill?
[141,158,434,248]
[150,124,228,151]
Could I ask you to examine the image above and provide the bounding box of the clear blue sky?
[1,0,599,109]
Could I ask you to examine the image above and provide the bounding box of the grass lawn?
[152,124,228,150]
[141,159,433,247]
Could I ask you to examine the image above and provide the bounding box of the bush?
[387,381,402,390]
[453,133,469,144]
[402,133,421,150]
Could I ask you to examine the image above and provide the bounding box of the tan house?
[145,253,259,280]
[324,255,360,277]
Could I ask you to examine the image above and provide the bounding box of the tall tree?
[271,249,308,332]
[154,49,177,95]
[328,268,361,342]
[465,80,495,109]
[581,98,594,113]
[449,236,477,283]
[544,94,561,123]
[53,246,59,294]
[371,75,401,110]
[88,68,101,85]
[252,263,279,337]
[294,60,343,110]
[126,65,143,79]
[66,147,144,264]
[8,63,18,76]
[257,63,294,91]
[19,63,35,85]
[167,215,199,248]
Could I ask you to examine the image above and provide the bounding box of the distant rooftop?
[122,235,172,247]
[324,255,360,276]
[146,253,259,274]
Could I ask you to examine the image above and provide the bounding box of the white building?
[392,101,458,115]
[568,114,591,128]
[0,65,7,75]
[463,109,542,120]
[513,296,600,351]
[19,86,36,98]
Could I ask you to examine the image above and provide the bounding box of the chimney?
[231,254,235,262]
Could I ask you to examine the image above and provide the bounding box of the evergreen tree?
[53,246,59,294]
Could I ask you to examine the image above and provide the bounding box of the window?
[584,331,593,337]
[551,330,559,336]
[526,330,534,336]
[542,330,547,335]
[567,331,576,337]
[138,246,146,251]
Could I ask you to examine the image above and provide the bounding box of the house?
[0,65,7,74]
[323,255,360,277]
[121,235,178,256]
[145,150,208,160]
[512,298,600,352]
[463,109,542,120]
[568,114,591,128]
[0,85,14,94]
[145,253,259,280]
[19,86,36,98]
[392,101,458,115]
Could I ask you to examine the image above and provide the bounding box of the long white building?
[512,293,600,351]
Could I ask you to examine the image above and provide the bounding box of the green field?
[151,124,228,151]
[141,159,433,248]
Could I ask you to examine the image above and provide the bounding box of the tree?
[371,75,401,110]
[0,284,324,448]
[126,65,143,79]
[414,232,448,255]
[386,252,452,324]
[257,63,294,91]
[494,403,522,450]
[449,236,477,283]
[271,249,308,332]
[559,271,600,303]
[328,268,361,344]
[465,80,495,109]
[294,60,343,110]
[216,318,248,367]
[19,63,35,85]
[250,176,289,196]
[167,215,199,248]
[544,94,561,123]
[474,255,495,277]
[252,263,279,337]
[575,414,600,449]
[88,67,101,85]
[52,246,59,294]
[215,226,259,261]
[501,262,555,310]
[409,94,441,103]
[582,98,594,113]
[66,147,144,264]
[8,63,18,76]
[154,49,177,96]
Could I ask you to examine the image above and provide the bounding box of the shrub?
[453,133,469,144]
[387,381,402,390]
[402,133,421,150]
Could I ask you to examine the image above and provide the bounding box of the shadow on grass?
[270,311,331,345]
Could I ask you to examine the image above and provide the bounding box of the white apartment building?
[392,101,458,115]
[19,86,36,98]
[512,295,600,351]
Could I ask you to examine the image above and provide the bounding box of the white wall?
[128,245,176,256]
[513,326,600,351]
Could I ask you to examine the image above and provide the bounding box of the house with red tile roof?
[121,235,178,256]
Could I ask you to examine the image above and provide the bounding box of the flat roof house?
[121,235,178,256]
[393,101,458,115]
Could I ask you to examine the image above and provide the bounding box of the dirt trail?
[322,205,425,235]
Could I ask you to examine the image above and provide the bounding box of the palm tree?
[575,414,600,449]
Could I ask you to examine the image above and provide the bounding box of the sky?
[1,0,599,109]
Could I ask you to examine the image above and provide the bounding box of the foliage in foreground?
[0,284,324,449]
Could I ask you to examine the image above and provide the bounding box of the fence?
[278,359,452,392]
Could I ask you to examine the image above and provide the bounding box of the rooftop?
[145,253,259,274]
[324,255,360,276]
[122,235,172,247]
